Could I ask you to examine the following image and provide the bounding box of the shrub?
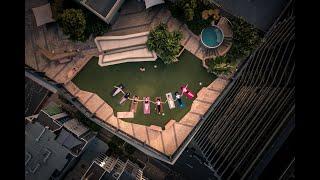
[51,0,64,19]
[57,9,86,41]
[202,10,210,20]
[147,23,183,64]
[107,141,123,155]
[124,143,136,155]
[54,0,109,41]
[167,0,212,35]
[74,111,102,132]
[186,14,211,35]
[227,16,261,61]
[167,0,197,21]
[84,9,110,37]
[207,56,235,76]
[179,0,197,21]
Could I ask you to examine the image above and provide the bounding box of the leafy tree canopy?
[227,17,261,61]
[147,23,183,64]
[58,9,86,41]
[207,56,235,76]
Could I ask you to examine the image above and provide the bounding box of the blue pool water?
[201,26,224,48]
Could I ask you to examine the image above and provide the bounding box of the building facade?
[191,0,295,179]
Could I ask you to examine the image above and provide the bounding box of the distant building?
[76,0,164,24]
[25,103,97,180]
[82,153,147,180]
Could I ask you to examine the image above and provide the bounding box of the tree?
[179,0,197,21]
[147,23,183,64]
[58,9,86,41]
[207,56,235,75]
[227,16,261,61]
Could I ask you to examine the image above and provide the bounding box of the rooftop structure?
[82,153,147,180]
[63,118,90,137]
[212,0,289,31]
[25,103,97,179]
[25,121,70,180]
[79,0,125,24]
[25,76,50,117]
[64,138,109,180]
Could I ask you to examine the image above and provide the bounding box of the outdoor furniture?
[32,3,55,27]
[58,58,72,64]
[37,45,78,61]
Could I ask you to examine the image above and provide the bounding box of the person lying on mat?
[182,85,189,95]
[119,92,131,104]
[175,92,183,107]
[156,99,161,114]
[133,96,139,103]
[112,84,125,96]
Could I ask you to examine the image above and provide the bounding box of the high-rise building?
[191,0,295,179]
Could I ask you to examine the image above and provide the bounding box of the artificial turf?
[72,50,216,128]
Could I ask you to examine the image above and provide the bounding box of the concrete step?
[105,44,147,55]
[99,47,157,67]
[107,24,151,36]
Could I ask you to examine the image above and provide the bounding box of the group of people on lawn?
[112,83,195,115]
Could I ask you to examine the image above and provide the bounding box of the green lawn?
[72,50,216,128]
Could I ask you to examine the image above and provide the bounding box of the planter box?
[175,45,185,58]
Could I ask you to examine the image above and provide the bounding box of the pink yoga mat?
[143,97,150,114]
[181,85,195,99]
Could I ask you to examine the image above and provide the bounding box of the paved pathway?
[64,77,229,156]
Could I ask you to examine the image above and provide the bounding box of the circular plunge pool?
[200,25,224,48]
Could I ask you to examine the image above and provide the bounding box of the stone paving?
[25,0,98,84]
[64,77,229,156]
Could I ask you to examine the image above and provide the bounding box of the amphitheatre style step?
[95,32,157,67]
